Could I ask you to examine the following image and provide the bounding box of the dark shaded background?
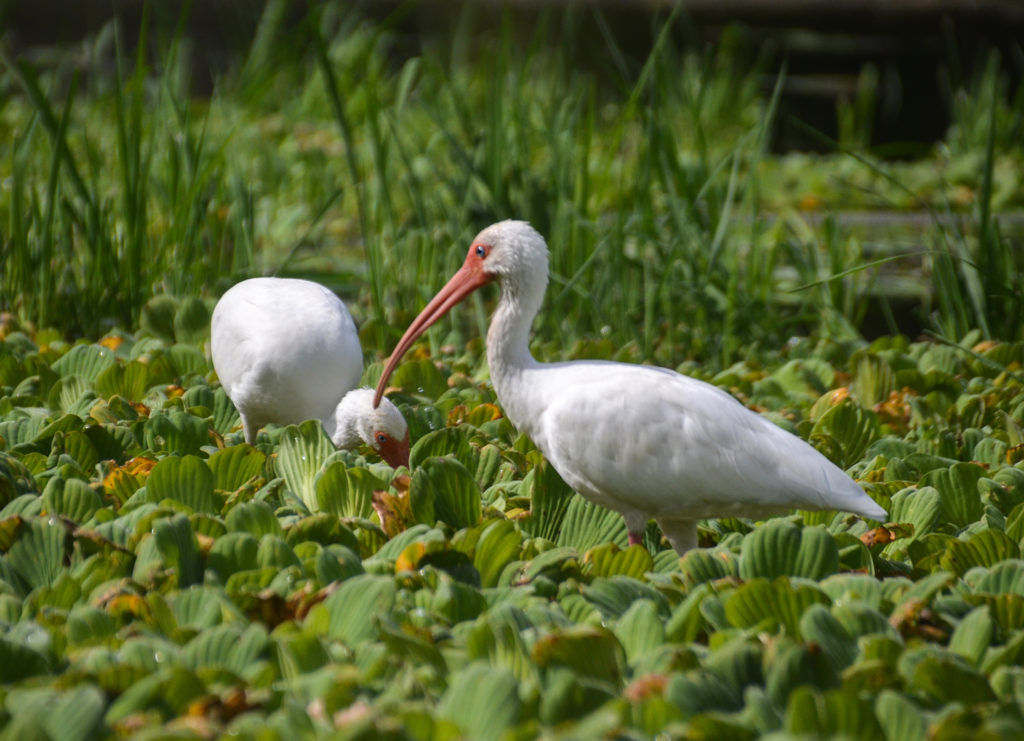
[2,0,1023,153]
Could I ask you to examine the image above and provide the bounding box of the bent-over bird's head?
[332,388,409,468]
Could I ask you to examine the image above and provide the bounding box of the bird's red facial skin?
[373,249,495,407]
[376,429,410,469]
[470,243,491,262]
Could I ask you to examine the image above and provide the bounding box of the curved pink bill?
[373,260,492,408]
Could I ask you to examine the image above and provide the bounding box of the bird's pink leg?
[628,532,643,547]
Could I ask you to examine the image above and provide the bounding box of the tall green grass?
[1,13,257,335]
[1,5,1022,362]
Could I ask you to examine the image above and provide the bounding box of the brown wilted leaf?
[98,335,124,351]
[188,688,261,724]
[207,429,226,449]
[101,591,149,621]
[72,527,133,555]
[243,588,298,628]
[293,581,341,621]
[799,193,821,211]
[888,523,914,539]
[1007,444,1024,466]
[873,388,916,434]
[222,477,264,510]
[860,526,897,548]
[824,387,851,406]
[0,515,26,551]
[110,713,154,736]
[102,456,156,506]
[446,404,469,427]
[125,456,158,477]
[624,674,668,702]
[862,467,887,484]
[373,489,412,540]
[448,402,502,427]
[166,384,185,399]
[395,541,429,573]
[167,713,218,740]
[860,523,912,548]
[890,597,949,641]
[186,695,220,718]
[101,468,142,507]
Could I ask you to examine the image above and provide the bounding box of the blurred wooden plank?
[487,0,1024,20]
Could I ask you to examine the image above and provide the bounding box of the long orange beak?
[374,259,493,408]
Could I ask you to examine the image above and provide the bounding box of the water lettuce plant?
[1,309,1024,737]
[3,4,1024,738]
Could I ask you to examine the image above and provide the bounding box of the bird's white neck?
[323,390,373,450]
[322,406,359,449]
[486,272,545,431]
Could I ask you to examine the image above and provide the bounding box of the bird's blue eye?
[475,245,486,258]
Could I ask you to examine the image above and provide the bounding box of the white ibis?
[211,277,409,468]
[374,220,886,554]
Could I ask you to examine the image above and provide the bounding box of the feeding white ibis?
[374,220,886,554]
[211,277,409,468]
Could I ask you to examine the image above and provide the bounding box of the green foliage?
[276,420,335,512]
[3,324,1024,737]
[1,5,1024,738]
[3,6,1023,353]
[409,456,482,530]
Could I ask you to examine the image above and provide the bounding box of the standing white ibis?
[211,277,409,468]
[374,220,886,554]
